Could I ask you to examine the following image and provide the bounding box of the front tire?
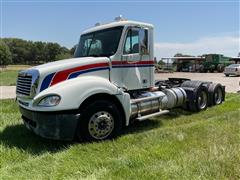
[77,100,123,142]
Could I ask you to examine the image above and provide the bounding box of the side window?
[139,29,148,54]
[124,30,131,54]
[124,29,139,54]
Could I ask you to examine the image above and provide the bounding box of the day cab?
[16,17,225,141]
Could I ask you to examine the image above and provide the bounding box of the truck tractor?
[16,17,225,141]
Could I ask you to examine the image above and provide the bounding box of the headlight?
[38,95,61,107]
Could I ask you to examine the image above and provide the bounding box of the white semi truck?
[16,17,225,141]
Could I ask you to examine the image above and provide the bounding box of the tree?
[2,38,71,64]
[3,38,32,64]
[158,60,166,66]
[56,53,72,60]
[44,43,62,62]
[174,53,192,57]
[0,40,12,66]
[70,45,77,56]
[33,41,47,64]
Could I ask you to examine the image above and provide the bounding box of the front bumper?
[19,106,80,141]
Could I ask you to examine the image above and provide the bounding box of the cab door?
[121,27,151,90]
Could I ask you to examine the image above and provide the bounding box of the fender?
[31,76,131,123]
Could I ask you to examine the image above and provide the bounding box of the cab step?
[136,110,169,121]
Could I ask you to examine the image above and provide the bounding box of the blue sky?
[1,0,239,59]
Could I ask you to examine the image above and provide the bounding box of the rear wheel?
[188,87,208,112]
[77,100,123,142]
[214,87,223,105]
[209,65,215,73]
[181,81,208,112]
[208,83,224,106]
[197,89,208,110]
[225,74,229,77]
[217,64,224,73]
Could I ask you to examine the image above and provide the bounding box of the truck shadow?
[0,124,73,155]
[123,109,193,135]
[0,109,193,155]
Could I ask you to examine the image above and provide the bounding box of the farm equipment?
[16,17,225,141]
[199,54,232,73]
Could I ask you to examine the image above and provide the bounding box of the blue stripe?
[40,72,55,92]
[68,67,110,79]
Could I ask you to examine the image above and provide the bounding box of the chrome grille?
[17,75,32,96]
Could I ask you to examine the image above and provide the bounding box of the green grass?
[0,94,240,179]
[0,70,19,86]
[0,65,31,86]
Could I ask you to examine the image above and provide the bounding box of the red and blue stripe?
[40,60,154,92]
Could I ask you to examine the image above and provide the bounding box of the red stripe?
[50,62,109,86]
[112,60,154,65]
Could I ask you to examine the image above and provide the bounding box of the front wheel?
[77,100,123,142]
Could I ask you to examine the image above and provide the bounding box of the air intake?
[16,74,32,96]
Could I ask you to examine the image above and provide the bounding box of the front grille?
[17,75,32,96]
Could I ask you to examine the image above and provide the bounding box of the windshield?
[74,26,123,58]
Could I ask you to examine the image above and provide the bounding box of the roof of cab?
[82,20,154,35]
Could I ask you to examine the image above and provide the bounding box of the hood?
[30,57,110,92]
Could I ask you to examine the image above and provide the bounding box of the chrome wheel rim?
[214,88,223,104]
[88,111,114,140]
[198,91,207,109]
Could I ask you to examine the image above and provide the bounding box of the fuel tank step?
[136,110,169,121]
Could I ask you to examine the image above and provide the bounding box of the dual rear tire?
[207,83,224,106]
[181,81,224,112]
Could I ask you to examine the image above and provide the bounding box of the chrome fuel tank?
[130,87,187,118]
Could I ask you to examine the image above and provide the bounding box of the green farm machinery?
[199,54,232,73]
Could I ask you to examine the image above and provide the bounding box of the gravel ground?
[0,72,239,99]
[0,86,16,100]
[155,72,240,93]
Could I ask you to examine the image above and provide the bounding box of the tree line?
[0,38,76,66]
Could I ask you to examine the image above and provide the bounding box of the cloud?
[154,35,240,59]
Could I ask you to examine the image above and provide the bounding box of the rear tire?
[181,81,208,112]
[225,74,229,77]
[208,83,224,106]
[77,100,123,142]
[189,86,208,112]
[217,64,224,73]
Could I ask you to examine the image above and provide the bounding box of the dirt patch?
[0,86,16,99]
